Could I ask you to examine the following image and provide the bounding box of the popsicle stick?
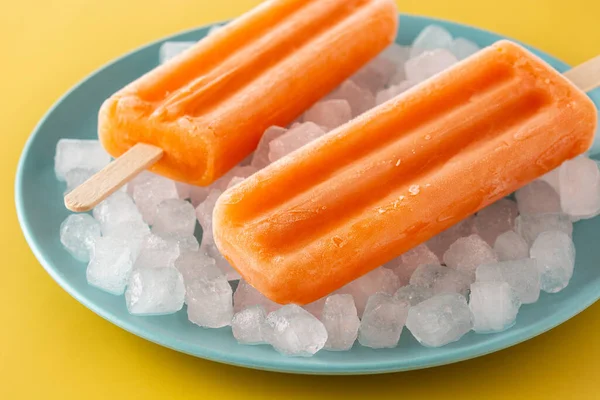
[64,143,163,212]
[564,55,600,92]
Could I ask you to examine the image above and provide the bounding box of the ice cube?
[174,250,216,284]
[381,43,410,67]
[375,80,414,105]
[449,37,480,60]
[474,198,519,246]
[394,285,434,306]
[493,231,530,261]
[93,191,144,235]
[86,237,133,295]
[195,189,222,234]
[268,122,325,162]
[559,156,600,219]
[227,177,245,189]
[157,232,199,254]
[190,186,211,207]
[321,294,360,351]
[515,180,561,215]
[469,281,521,333]
[327,80,376,117]
[60,214,102,262]
[132,175,179,224]
[212,165,258,191]
[303,296,327,320]
[158,41,195,64]
[427,216,475,258]
[443,234,498,277]
[303,99,352,131]
[175,181,192,199]
[133,234,180,269]
[125,267,185,315]
[336,267,401,316]
[530,231,576,293]
[410,25,454,58]
[64,168,94,194]
[405,49,458,83]
[233,280,280,314]
[351,55,397,93]
[185,261,233,328]
[515,213,573,245]
[251,126,287,169]
[54,139,111,181]
[410,264,473,297]
[405,293,473,347]
[201,237,241,281]
[476,259,540,304]
[152,199,196,236]
[386,243,440,284]
[539,168,560,194]
[231,306,266,345]
[126,171,155,197]
[263,305,328,357]
[358,293,409,349]
[106,220,150,260]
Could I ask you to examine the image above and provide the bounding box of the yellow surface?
[2,0,599,398]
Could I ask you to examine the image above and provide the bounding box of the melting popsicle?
[65,0,398,212]
[213,40,599,305]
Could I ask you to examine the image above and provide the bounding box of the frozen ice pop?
[213,40,598,305]
[98,0,398,187]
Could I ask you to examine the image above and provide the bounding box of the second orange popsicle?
[213,40,597,305]
[98,0,398,186]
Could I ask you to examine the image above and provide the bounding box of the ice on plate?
[476,259,540,304]
[410,264,473,297]
[125,267,185,315]
[54,23,600,357]
[386,243,439,285]
[394,285,434,306]
[263,305,328,357]
[54,139,110,181]
[86,237,133,295]
[493,231,530,262]
[443,234,498,277]
[515,180,561,215]
[336,267,400,316]
[406,293,473,347]
[474,198,518,246]
[530,231,576,293]
[152,198,196,236]
[469,281,521,333]
[321,294,360,351]
[183,254,233,329]
[358,293,409,349]
[60,214,101,262]
[232,306,266,345]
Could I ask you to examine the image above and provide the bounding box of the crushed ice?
[54,24,599,356]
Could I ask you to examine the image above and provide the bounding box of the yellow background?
[2,0,600,398]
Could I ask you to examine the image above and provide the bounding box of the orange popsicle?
[98,0,398,186]
[213,40,598,305]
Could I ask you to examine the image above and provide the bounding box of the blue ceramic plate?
[15,14,600,375]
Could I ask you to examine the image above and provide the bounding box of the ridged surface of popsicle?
[99,0,398,185]
[214,40,597,305]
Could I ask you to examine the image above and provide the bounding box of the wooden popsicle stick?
[564,55,600,92]
[64,143,163,212]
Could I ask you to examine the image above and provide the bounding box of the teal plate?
[15,14,600,375]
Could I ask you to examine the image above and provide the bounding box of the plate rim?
[14,13,600,375]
